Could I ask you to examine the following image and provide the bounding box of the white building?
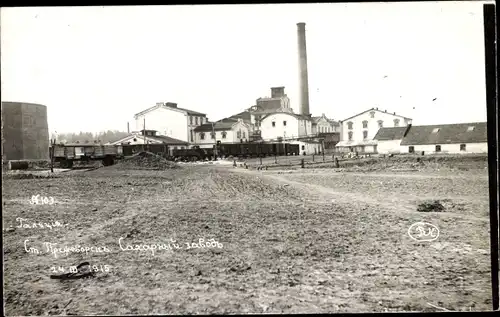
[311,114,340,134]
[399,122,487,154]
[193,118,251,148]
[133,102,208,144]
[373,126,410,154]
[259,112,313,141]
[336,108,412,153]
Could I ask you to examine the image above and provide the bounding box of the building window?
[435,145,441,152]
[210,132,215,139]
[370,111,375,118]
[190,116,193,125]
[378,120,383,128]
[460,144,466,151]
[362,120,368,129]
[347,122,353,130]
[283,121,287,126]
[363,131,368,139]
[409,146,415,153]
[200,132,205,140]
[394,119,400,127]
[222,132,227,139]
[242,131,246,138]
[237,130,241,138]
[301,145,305,150]
[348,131,353,141]
[272,121,276,127]
[190,130,194,142]
[195,117,199,125]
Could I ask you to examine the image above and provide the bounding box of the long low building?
[341,121,488,155]
[399,122,487,154]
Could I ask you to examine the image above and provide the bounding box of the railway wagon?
[171,147,214,161]
[51,144,123,168]
[216,142,300,158]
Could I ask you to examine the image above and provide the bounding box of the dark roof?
[147,135,189,145]
[341,108,412,122]
[373,127,409,141]
[134,103,206,117]
[229,110,251,122]
[194,121,239,132]
[112,133,188,145]
[260,112,312,121]
[400,122,487,145]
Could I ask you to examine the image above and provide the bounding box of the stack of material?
[112,152,180,170]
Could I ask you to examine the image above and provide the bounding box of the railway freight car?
[216,142,299,158]
[51,144,124,168]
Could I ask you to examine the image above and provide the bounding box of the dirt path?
[229,168,489,223]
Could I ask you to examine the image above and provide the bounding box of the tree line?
[50,130,130,144]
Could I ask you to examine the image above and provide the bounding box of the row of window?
[271,121,287,127]
[189,116,206,126]
[409,144,468,152]
[347,119,399,130]
[347,131,368,141]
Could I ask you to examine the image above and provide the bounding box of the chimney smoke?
[297,22,310,116]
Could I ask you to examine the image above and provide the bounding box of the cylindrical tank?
[1,101,49,161]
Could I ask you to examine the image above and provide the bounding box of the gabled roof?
[373,126,410,141]
[341,108,412,122]
[109,133,188,145]
[134,103,206,118]
[260,112,312,121]
[194,120,247,132]
[400,122,487,145]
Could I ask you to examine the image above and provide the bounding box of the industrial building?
[1,101,50,161]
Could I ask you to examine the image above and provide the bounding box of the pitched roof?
[194,120,243,132]
[400,122,487,145]
[110,133,188,145]
[341,108,412,122]
[134,103,206,118]
[373,126,409,141]
[260,112,312,121]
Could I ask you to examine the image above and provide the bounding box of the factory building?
[1,101,50,161]
[133,102,208,144]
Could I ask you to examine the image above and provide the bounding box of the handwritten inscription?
[24,238,223,257]
[119,237,223,256]
[51,264,111,274]
[408,222,440,242]
[17,217,64,229]
[29,195,54,205]
[44,242,111,258]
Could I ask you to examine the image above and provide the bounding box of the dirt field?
[2,154,493,314]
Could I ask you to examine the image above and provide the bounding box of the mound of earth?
[112,151,180,170]
[417,200,445,212]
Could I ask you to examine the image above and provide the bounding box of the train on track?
[169,142,300,161]
[50,143,124,168]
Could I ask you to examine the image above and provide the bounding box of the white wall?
[135,107,189,142]
[188,114,207,143]
[292,141,322,155]
[194,121,250,145]
[341,110,411,142]
[298,118,313,136]
[377,140,403,154]
[400,142,488,154]
[260,113,300,141]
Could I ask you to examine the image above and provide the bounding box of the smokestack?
[127,122,130,134]
[297,22,310,116]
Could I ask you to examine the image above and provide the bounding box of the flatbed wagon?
[50,144,124,168]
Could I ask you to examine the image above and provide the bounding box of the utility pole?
[143,118,146,152]
[322,138,325,162]
[212,122,218,160]
[50,139,55,173]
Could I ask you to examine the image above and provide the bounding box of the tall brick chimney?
[297,22,310,116]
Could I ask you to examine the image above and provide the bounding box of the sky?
[0,2,492,134]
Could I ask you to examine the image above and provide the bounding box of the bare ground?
[2,159,493,315]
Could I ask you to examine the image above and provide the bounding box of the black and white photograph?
[1,1,498,315]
